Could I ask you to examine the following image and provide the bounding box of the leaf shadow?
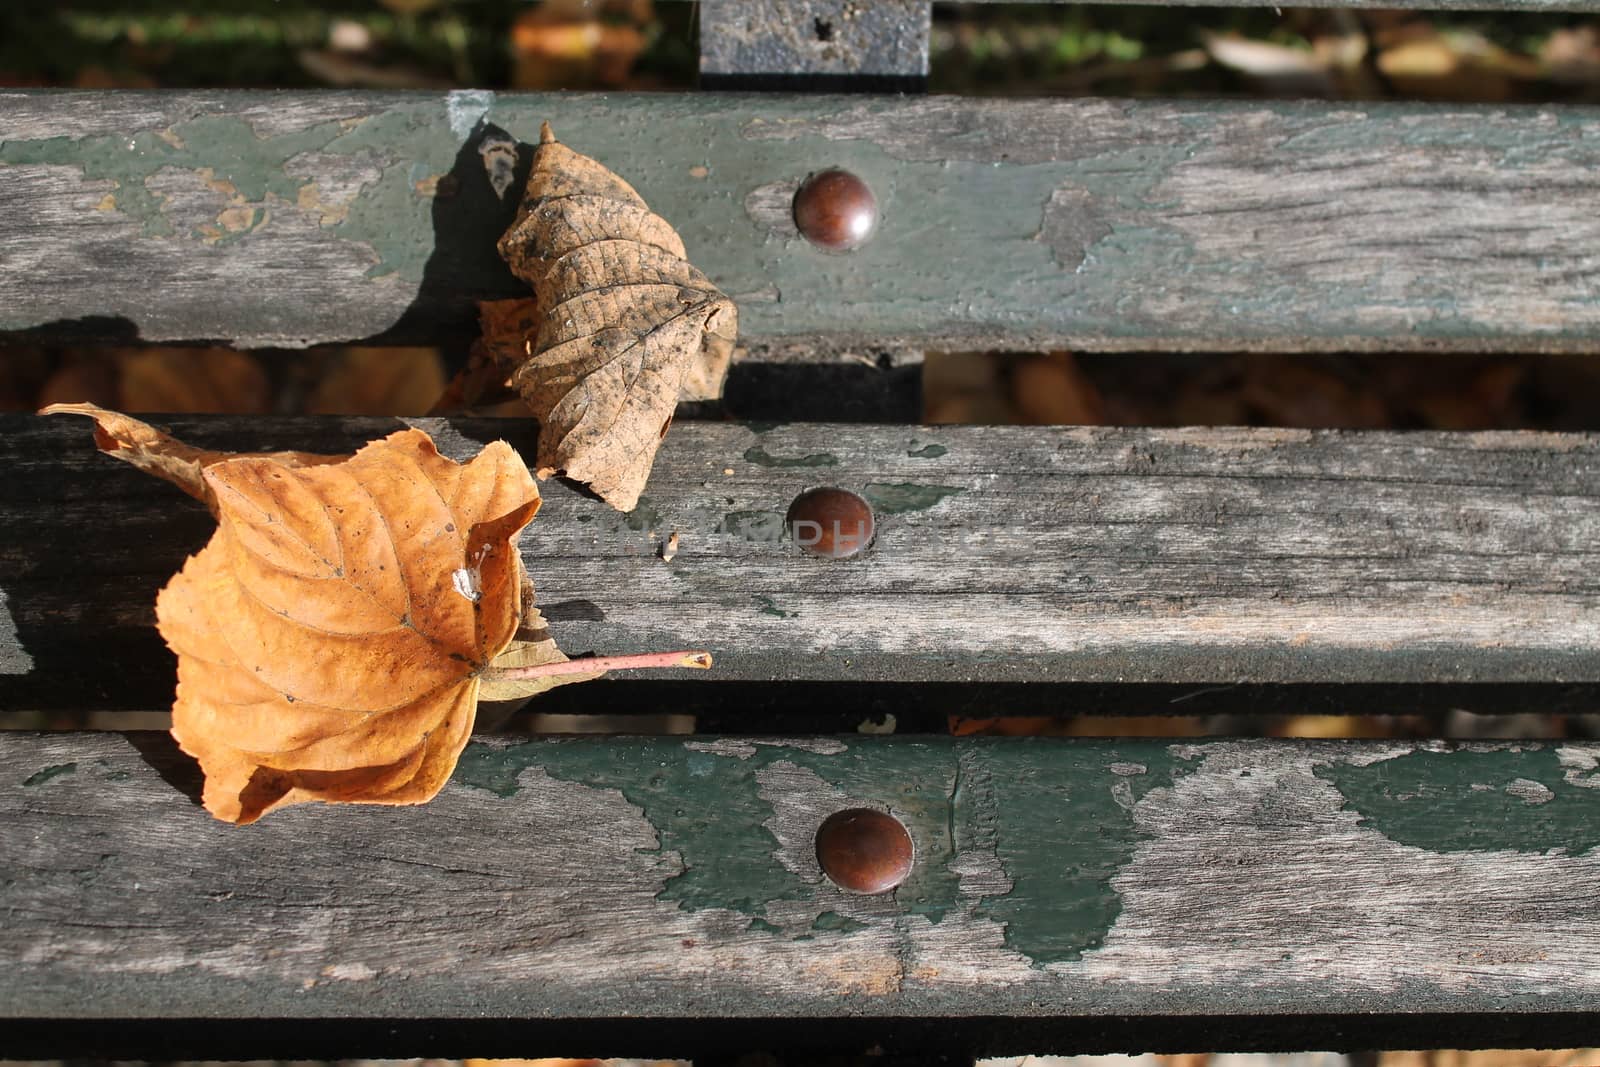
[364,119,535,373]
[124,730,205,809]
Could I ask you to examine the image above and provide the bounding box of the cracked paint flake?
[446,89,496,138]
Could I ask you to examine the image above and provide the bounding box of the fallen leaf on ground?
[120,349,271,414]
[1009,353,1105,425]
[493,122,737,512]
[305,346,447,416]
[36,359,119,411]
[508,0,652,90]
[1203,33,1336,95]
[34,352,270,416]
[46,404,707,822]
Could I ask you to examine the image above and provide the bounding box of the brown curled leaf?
[495,122,738,512]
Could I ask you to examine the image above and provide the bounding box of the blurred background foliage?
[6,0,1600,101]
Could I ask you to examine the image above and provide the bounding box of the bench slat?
[4,414,1600,711]
[6,91,1600,352]
[5,730,1600,1056]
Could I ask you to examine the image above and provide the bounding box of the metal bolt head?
[786,487,874,558]
[793,169,877,251]
[815,808,914,894]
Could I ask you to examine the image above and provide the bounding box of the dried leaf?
[48,406,538,823]
[304,347,447,416]
[119,349,271,414]
[158,429,538,823]
[39,402,337,510]
[50,406,710,822]
[495,122,737,512]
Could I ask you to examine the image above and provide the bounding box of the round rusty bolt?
[815,808,914,894]
[793,168,877,251]
[786,487,874,559]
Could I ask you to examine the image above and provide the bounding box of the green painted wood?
[6,414,1600,713]
[6,91,1600,352]
[5,730,1600,1055]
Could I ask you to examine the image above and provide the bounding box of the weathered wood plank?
[6,731,1600,1056]
[5,414,1600,711]
[7,91,1600,351]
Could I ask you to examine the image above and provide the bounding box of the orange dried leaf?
[48,405,542,823]
[50,406,712,822]
[159,430,540,823]
[494,122,737,512]
[40,402,336,511]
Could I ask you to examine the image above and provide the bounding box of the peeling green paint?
[907,444,948,459]
[1316,747,1600,855]
[752,594,796,619]
[452,746,529,799]
[22,762,76,787]
[455,738,972,922]
[623,498,663,532]
[976,743,1181,965]
[743,446,838,469]
[451,737,1186,964]
[718,510,784,541]
[458,739,812,916]
[862,483,965,515]
[0,115,348,240]
[812,911,869,933]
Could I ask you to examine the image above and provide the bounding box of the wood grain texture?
[6,730,1600,1056]
[8,91,1600,351]
[7,414,1600,712]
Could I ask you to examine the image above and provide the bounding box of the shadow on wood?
[364,119,533,371]
[124,730,204,809]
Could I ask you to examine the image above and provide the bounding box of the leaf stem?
[481,650,712,683]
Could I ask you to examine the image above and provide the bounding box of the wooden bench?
[6,2,1600,1061]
